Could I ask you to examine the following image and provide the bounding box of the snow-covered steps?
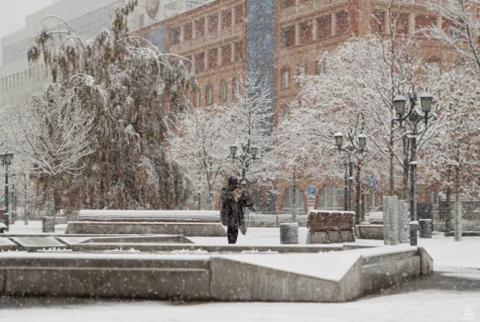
[0,246,432,302]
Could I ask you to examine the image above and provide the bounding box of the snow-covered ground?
[2,222,479,321]
[0,291,479,322]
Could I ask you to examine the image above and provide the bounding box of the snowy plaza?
[0,223,479,322]
[1,0,480,320]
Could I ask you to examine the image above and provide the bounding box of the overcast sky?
[0,0,52,56]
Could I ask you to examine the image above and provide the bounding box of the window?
[170,26,181,44]
[205,85,214,105]
[281,67,290,89]
[139,14,145,28]
[232,75,240,98]
[393,12,409,34]
[195,18,205,38]
[193,88,201,107]
[316,60,326,74]
[415,14,437,35]
[234,41,243,62]
[208,48,218,69]
[370,9,386,33]
[184,55,193,72]
[219,80,228,102]
[222,9,232,29]
[184,22,193,41]
[281,26,295,47]
[222,44,232,65]
[297,64,306,87]
[234,4,243,24]
[336,10,350,35]
[281,0,295,9]
[208,14,218,33]
[300,21,313,44]
[317,15,332,40]
[195,52,205,73]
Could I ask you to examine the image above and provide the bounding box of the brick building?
[137,0,454,213]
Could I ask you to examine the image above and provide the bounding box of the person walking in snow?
[220,176,253,244]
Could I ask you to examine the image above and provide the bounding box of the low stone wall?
[65,221,226,237]
[356,224,384,240]
[76,210,307,227]
[0,247,433,302]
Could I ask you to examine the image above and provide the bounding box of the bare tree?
[16,84,95,211]
[169,107,234,209]
[422,66,480,240]
[428,0,480,74]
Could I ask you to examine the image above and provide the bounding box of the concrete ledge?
[0,238,17,251]
[0,254,211,300]
[80,235,193,244]
[77,210,308,227]
[0,247,433,302]
[66,221,226,237]
[356,224,384,240]
[9,237,68,252]
[444,231,480,237]
[71,243,345,253]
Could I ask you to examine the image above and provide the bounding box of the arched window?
[316,186,344,210]
[280,67,290,89]
[205,85,214,105]
[231,75,240,99]
[282,185,306,214]
[193,88,201,107]
[219,80,228,102]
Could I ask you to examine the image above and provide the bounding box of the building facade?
[137,0,454,213]
[0,0,212,107]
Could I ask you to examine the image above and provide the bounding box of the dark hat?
[228,176,238,186]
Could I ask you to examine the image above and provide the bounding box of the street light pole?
[334,124,367,222]
[393,91,434,246]
[0,153,14,219]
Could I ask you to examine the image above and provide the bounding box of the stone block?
[42,217,55,233]
[383,196,399,245]
[356,224,384,239]
[279,223,299,244]
[306,210,355,244]
[419,219,432,238]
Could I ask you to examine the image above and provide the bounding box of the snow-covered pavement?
[0,290,479,322]
[1,223,479,321]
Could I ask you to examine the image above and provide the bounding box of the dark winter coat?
[220,187,253,228]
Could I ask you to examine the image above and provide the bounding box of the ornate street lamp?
[334,124,367,222]
[229,140,259,182]
[393,90,435,246]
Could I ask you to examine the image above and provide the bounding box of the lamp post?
[393,91,434,246]
[334,129,367,222]
[0,153,14,218]
[229,139,259,183]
